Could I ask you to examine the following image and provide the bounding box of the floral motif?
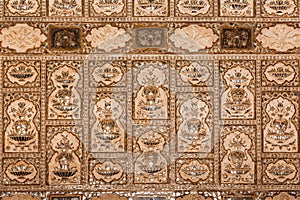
[169,25,218,52]
[86,25,131,52]
[219,0,254,16]
[177,0,210,16]
[265,160,297,182]
[264,62,296,85]
[6,62,39,86]
[0,24,46,53]
[263,0,296,16]
[48,0,83,16]
[5,160,37,183]
[92,160,124,182]
[257,24,300,51]
[91,0,125,16]
[6,0,40,16]
[266,192,300,200]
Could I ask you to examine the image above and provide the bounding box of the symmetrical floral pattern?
[169,25,218,52]
[0,24,46,53]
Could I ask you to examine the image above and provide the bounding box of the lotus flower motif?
[169,24,218,52]
[0,24,46,53]
[86,24,131,52]
[257,24,300,51]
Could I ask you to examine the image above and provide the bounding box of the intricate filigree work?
[90,93,126,152]
[47,62,82,119]
[135,27,166,49]
[176,93,212,153]
[3,159,39,184]
[47,0,83,16]
[176,0,211,16]
[219,0,254,16]
[86,25,131,52]
[48,130,81,185]
[262,61,297,86]
[176,159,213,184]
[90,0,125,16]
[133,125,169,184]
[263,159,299,184]
[266,193,300,200]
[3,61,40,88]
[90,159,126,184]
[0,24,46,53]
[133,60,169,120]
[220,126,255,184]
[220,60,255,119]
[49,27,81,50]
[262,94,298,152]
[133,0,169,16]
[176,60,213,87]
[262,0,297,16]
[4,95,40,153]
[257,24,300,51]
[169,25,218,52]
[5,0,41,16]
[221,27,252,49]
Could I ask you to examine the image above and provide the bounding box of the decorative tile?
[134,27,166,49]
[89,0,126,16]
[176,92,213,153]
[46,126,83,185]
[46,60,83,120]
[219,0,254,17]
[263,158,300,184]
[220,27,253,50]
[262,92,299,152]
[133,0,169,16]
[3,92,40,153]
[49,27,81,50]
[89,92,127,153]
[261,60,299,87]
[219,60,256,120]
[47,0,83,16]
[4,0,41,16]
[261,0,298,17]
[132,60,170,120]
[3,60,41,88]
[220,125,256,184]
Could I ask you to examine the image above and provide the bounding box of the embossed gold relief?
[266,192,300,200]
[5,0,41,16]
[220,61,255,119]
[47,64,81,119]
[220,127,255,184]
[265,159,297,183]
[91,0,125,16]
[219,0,254,16]
[262,0,297,16]
[176,93,212,153]
[263,96,298,152]
[0,24,46,53]
[5,160,37,183]
[257,24,300,51]
[47,0,83,16]
[48,130,81,184]
[133,61,169,120]
[86,25,131,52]
[4,96,39,152]
[169,25,218,52]
[176,0,211,16]
[90,93,126,152]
